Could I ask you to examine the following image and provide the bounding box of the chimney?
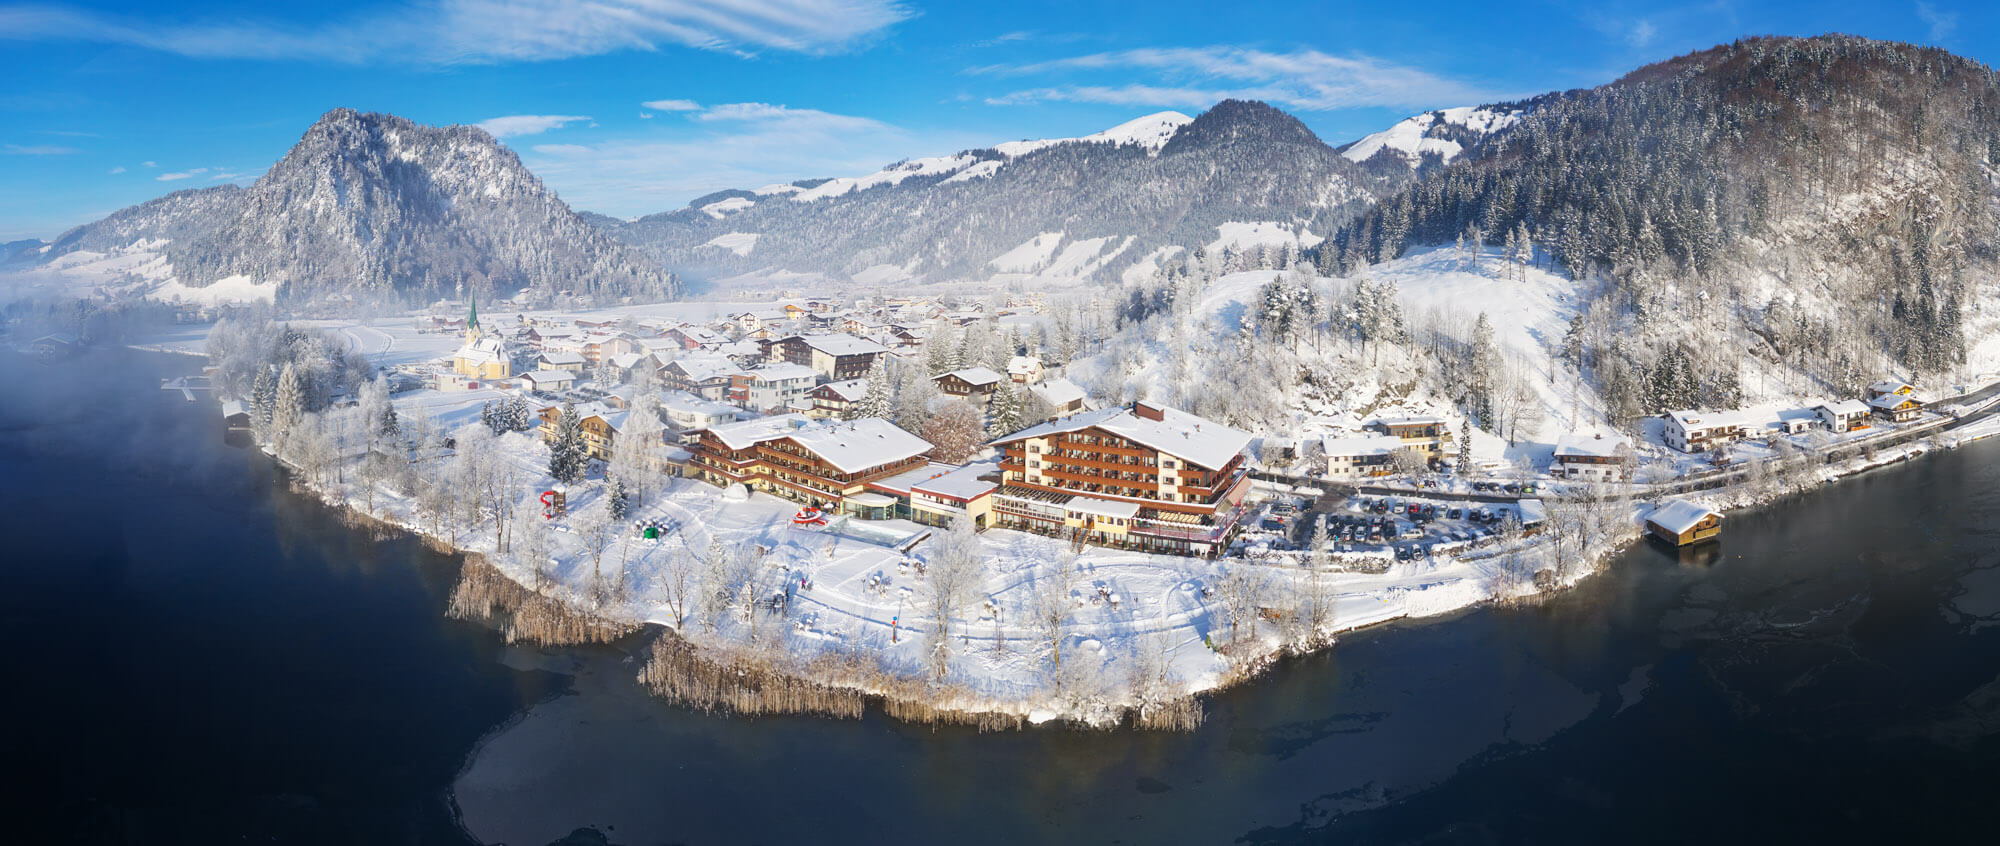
[1133,401,1164,422]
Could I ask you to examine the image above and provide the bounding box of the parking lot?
[1238,491,1528,565]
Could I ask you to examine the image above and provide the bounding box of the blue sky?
[1,0,1993,241]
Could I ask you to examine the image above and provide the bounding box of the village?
[170,283,2000,724]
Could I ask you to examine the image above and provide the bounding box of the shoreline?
[210,347,2000,731]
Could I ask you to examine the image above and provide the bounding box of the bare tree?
[1031,544,1080,688]
[573,492,619,603]
[1212,564,1270,646]
[920,517,986,680]
[656,539,701,629]
[512,503,553,592]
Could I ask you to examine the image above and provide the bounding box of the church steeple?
[464,291,482,344]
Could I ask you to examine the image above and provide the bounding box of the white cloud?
[107,165,125,174]
[141,160,155,167]
[641,98,702,112]
[0,1,913,64]
[1917,2,1957,42]
[2,143,76,155]
[1626,20,1658,48]
[695,102,889,132]
[156,167,207,181]
[474,114,591,139]
[974,46,1503,112]
[209,171,240,180]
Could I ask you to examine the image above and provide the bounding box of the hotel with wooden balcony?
[987,401,1253,556]
[686,413,934,509]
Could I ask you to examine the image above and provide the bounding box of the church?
[451,293,512,382]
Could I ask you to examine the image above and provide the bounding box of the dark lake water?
[7,348,2000,844]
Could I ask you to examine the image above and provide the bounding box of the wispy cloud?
[3,143,77,155]
[475,114,591,139]
[1916,2,1957,42]
[0,0,913,65]
[107,165,125,174]
[141,160,155,168]
[641,98,702,112]
[515,101,977,219]
[156,167,207,181]
[972,46,1503,111]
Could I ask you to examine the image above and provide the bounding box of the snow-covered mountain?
[598,100,1406,288]
[23,109,679,308]
[1336,105,1527,172]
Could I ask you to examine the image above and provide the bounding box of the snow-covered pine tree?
[250,366,277,426]
[851,356,894,421]
[480,401,502,435]
[987,378,1022,439]
[607,474,630,520]
[274,362,306,437]
[504,394,532,432]
[548,401,589,484]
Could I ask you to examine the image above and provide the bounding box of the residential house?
[519,370,575,393]
[987,401,1252,556]
[731,363,817,413]
[1663,410,1750,453]
[1864,380,1917,401]
[1366,415,1453,456]
[809,379,869,419]
[1868,391,1924,423]
[1552,433,1632,481]
[934,366,1005,403]
[536,351,586,374]
[536,402,629,462]
[1815,399,1872,433]
[1028,378,1087,419]
[659,390,750,430]
[772,334,890,381]
[662,356,740,400]
[1319,433,1405,480]
[1006,356,1044,384]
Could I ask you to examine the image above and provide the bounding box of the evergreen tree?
[851,356,895,420]
[504,394,532,432]
[987,379,1023,439]
[274,362,306,437]
[1457,418,1472,470]
[548,401,589,484]
[607,474,631,521]
[250,366,277,425]
[480,401,503,435]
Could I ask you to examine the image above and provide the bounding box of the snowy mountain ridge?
[1337,105,1526,171]
[599,100,1402,289]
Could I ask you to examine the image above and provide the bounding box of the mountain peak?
[1161,99,1324,155]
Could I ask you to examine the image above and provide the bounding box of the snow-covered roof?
[1372,415,1448,428]
[868,461,957,496]
[609,352,650,369]
[912,461,999,502]
[667,356,742,382]
[793,333,889,356]
[455,337,508,364]
[1319,433,1404,457]
[1553,433,1631,460]
[537,351,584,365]
[705,414,932,473]
[748,363,817,383]
[939,366,1004,387]
[1647,500,1721,534]
[1517,498,1548,525]
[1817,399,1871,416]
[1868,379,1914,394]
[1665,409,1751,431]
[1867,392,1923,410]
[1007,356,1041,376]
[991,402,1251,471]
[220,399,247,418]
[814,378,868,401]
[521,370,573,383]
[658,390,741,419]
[1066,495,1142,520]
[1029,377,1085,407]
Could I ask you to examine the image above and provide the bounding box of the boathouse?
[1645,500,1722,546]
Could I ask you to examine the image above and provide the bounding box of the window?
[1162,459,1176,469]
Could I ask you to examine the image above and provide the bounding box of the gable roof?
[938,366,1004,387]
[813,378,868,401]
[1647,500,1721,534]
[989,402,1250,470]
[790,333,889,356]
[1553,433,1631,460]
[704,414,932,473]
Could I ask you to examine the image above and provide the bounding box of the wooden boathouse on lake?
[1646,500,1722,546]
